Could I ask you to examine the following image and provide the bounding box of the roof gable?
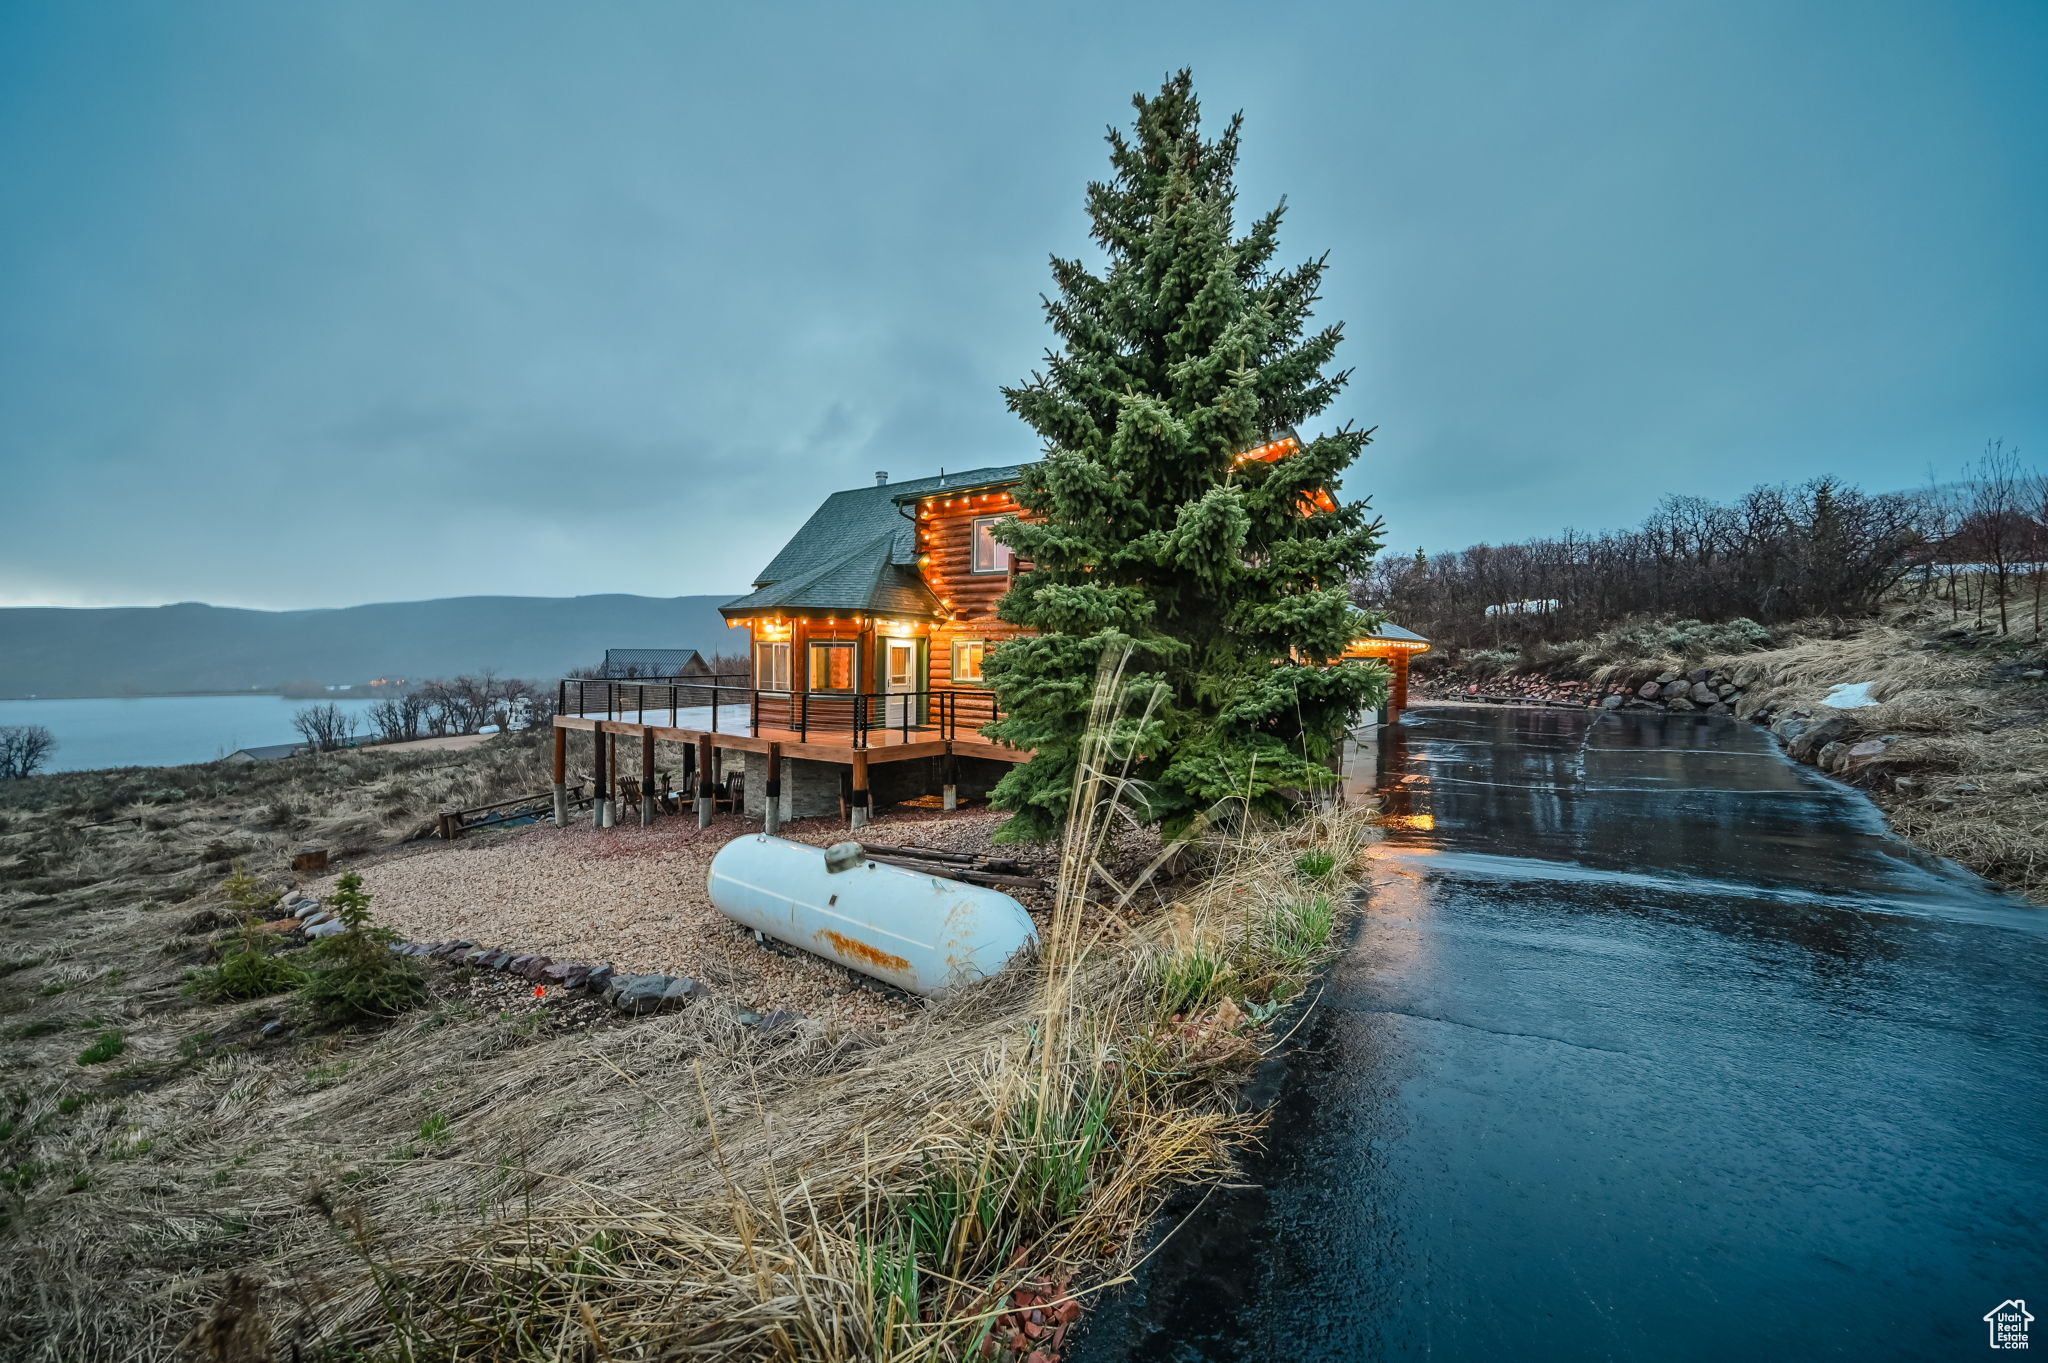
[748,465,1023,589]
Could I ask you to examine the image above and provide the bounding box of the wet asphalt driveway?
[1078,705,2046,1362]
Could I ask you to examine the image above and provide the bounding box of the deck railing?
[555,677,1006,750]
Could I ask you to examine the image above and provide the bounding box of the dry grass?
[283,657,1378,1361]
[1700,600,2048,903]
[0,679,1380,1361]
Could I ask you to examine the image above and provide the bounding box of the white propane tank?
[707,835,1038,996]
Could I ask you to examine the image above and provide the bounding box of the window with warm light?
[952,639,987,685]
[754,641,791,692]
[808,641,856,692]
[971,516,1013,574]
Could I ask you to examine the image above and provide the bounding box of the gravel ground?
[313,808,1099,1031]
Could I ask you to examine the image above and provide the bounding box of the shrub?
[185,863,307,1003]
[1461,648,1521,678]
[300,872,427,1025]
[76,1031,125,1065]
[184,940,307,1003]
[1294,849,1338,881]
[1577,616,1774,667]
[1154,943,1231,1017]
[1258,896,1341,975]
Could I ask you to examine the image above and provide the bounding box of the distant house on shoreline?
[222,741,309,763]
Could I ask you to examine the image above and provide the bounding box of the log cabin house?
[717,454,1428,730]
[716,465,1029,735]
[549,455,1428,830]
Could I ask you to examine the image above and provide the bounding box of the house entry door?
[884,639,920,728]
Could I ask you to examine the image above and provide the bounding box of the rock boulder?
[1788,715,1854,763]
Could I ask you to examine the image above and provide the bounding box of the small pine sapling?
[184,861,307,1003]
[300,872,427,1025]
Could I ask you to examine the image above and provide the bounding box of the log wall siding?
[914,489,1030,692]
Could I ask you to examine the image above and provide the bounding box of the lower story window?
[754,641,791,691]
[952,639,987,685]
[808,640,856,691]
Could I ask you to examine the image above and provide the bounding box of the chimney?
[875,470,889,485]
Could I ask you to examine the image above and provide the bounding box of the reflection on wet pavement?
[1078,706,2047,1362]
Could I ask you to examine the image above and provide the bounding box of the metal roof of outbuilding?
[600,648,705,677]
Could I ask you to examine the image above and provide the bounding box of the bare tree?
[513,681,558,730]
[292,702,358,752]
[2029,463,2048,636]
[1960,439,2029,634]
[413,671,546,735]
[0,725,57,779]
[1363,474,1928,658]
[366,692,432,743]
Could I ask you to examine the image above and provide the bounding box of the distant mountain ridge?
[0,595,739,698]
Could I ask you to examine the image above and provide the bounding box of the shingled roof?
[719,533,944,619]
[722,465,1023,621]
[600,648,706,678]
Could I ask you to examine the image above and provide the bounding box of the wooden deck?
[552,683,1026,767]
[550,713,1026,766]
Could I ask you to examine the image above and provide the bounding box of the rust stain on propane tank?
[819,929,911,973]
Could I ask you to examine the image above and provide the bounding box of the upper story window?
[971,516,1014,574]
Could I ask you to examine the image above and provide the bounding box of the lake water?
[0,695,388,773]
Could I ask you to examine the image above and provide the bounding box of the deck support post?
[592,726,611,828]
[1390,653,1410,723]
[764,743,782,836]
[696,734,715,829]
[640,727,656,827]
[850,751,871,829]
[551,725,568,826]
[942,753,958,812]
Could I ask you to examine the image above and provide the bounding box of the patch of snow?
[1823,681,1880,709]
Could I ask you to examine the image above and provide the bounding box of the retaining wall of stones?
[1416,665,1751,714]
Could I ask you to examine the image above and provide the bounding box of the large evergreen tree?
[985,71,1387,842]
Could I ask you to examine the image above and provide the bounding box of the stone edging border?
[271,894,803,1029]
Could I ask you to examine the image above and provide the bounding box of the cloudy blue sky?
[1,0,2042,609]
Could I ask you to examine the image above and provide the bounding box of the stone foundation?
[732,751,1019,822]
[735,751,844,821]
